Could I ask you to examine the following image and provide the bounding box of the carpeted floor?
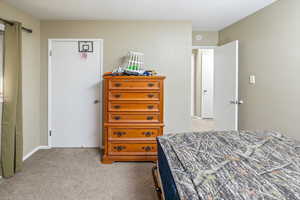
[0,149,157,200]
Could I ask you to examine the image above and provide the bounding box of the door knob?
[230,100,244,105]
[94,100,100,104]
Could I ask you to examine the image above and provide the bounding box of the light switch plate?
[249,75,256,85]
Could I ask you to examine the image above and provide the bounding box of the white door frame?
[47,38,104,147]
[234,41,239,130]
[0,24,5,31]
[191,54,195,116]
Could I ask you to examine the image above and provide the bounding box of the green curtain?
[1,22,23,178]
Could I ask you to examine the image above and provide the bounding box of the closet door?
[49,39,102,147]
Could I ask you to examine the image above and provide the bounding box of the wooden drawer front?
[109,113,160,123]
[109,80,160,90]
[109,143,157,155]
[109,92,160,101]
[108,102,159,112]
[108,128,160,140]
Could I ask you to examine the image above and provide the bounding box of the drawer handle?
[113,131,126,137]
[143,132,154,137]
[142,146,153,152]
[114,145,126,152]
[114,105,121,109]
[148,83,155,87]
[114,116,121,120]
[148,94,154,98]
[114,83,122,87]
[114,94,121,98]
[147,105,154,109]
[147,116,154,120]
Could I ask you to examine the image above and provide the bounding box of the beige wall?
[219,0,300,138]
[192,31,218,46]
[0,32,3,168]
[40,20,192,145]
[0,1,41,156]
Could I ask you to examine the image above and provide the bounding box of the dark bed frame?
[152,164,163,200]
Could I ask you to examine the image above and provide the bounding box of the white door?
[214,41,239,131]
[201,49,214,118]
[191,54,195,116]
[50,39,102,147]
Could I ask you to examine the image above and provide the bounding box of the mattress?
[157,130,300,200]
[157,140,180,200]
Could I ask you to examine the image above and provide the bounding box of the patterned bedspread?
[158,131,300,200]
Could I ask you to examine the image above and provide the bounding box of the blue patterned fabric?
[158,131,300,200]
[157,141,180,200]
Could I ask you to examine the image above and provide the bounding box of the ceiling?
[4,0,277,31]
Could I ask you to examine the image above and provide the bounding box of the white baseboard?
[0,146,51,178]
[191,116,202,119]
[23,146,40,161]
[23,146,51,161]
[22,145,101,161]
[39,146,51,150]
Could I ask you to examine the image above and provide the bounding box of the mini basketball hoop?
[78,41,93,60]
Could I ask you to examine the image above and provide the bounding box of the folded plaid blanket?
[158,131,300,200]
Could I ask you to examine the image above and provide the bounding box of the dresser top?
[103,75,166,80]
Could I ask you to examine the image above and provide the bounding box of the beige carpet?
[0,149,157,200]
[192,118,215,132]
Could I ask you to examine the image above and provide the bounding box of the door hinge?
[49,130,52,136]
[49,50,52,56]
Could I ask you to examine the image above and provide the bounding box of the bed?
[152,130,300,200]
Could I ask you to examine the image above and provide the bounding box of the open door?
[214,41,240,131]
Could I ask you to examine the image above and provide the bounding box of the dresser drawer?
[108,143,157,155]
[109,80,160,90]
[109,92,160,101]
[108,102,160,112]
[108,113,160,123]
[108,127,160,140]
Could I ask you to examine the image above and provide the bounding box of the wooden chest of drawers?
[102,76,165,163]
